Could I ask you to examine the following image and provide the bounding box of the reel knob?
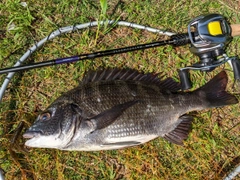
[178,69,192,90]
[231,57,240,80]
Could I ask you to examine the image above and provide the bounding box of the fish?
[23,68,238,151]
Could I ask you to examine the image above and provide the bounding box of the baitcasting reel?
[178,14,240,90]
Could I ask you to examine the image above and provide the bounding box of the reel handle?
[178,69,192,90]
[231,57,240,80]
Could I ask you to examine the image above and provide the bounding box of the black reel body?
[178,14,240,90]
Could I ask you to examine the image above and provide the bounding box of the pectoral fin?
[89,100,139,130]
[163,115,193,145]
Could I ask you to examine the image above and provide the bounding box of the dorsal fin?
[81,68,181,92]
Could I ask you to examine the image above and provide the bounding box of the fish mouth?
[23,130,43,139]
[23,130,62,148]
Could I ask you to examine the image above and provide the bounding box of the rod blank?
[0,40,170,74]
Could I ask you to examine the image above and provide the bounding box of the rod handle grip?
[231,24,240,37]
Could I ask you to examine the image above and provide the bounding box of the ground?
[0,0,239,179]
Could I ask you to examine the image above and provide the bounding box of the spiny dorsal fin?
[81,68,181,92]
[163,115,193,145]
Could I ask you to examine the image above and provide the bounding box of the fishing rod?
[0,34,191,74]
[0,14,240,90]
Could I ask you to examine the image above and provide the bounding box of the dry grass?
[0,0,240,179]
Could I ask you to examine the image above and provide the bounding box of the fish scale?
[80,81,169,135]
[23,69,238,151]
[79,81,136,111]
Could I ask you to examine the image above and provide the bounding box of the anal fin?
[163,115,193,145]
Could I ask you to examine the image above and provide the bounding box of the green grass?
[0,0,240,179]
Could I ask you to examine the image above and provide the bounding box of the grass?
[0,0,240,179]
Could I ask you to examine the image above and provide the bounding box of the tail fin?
[196,71,238,108]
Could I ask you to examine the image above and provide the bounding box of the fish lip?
[23,130,43,139]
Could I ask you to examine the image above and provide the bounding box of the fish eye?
[39,112,51,121]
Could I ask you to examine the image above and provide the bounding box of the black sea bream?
[23,69,238,151]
